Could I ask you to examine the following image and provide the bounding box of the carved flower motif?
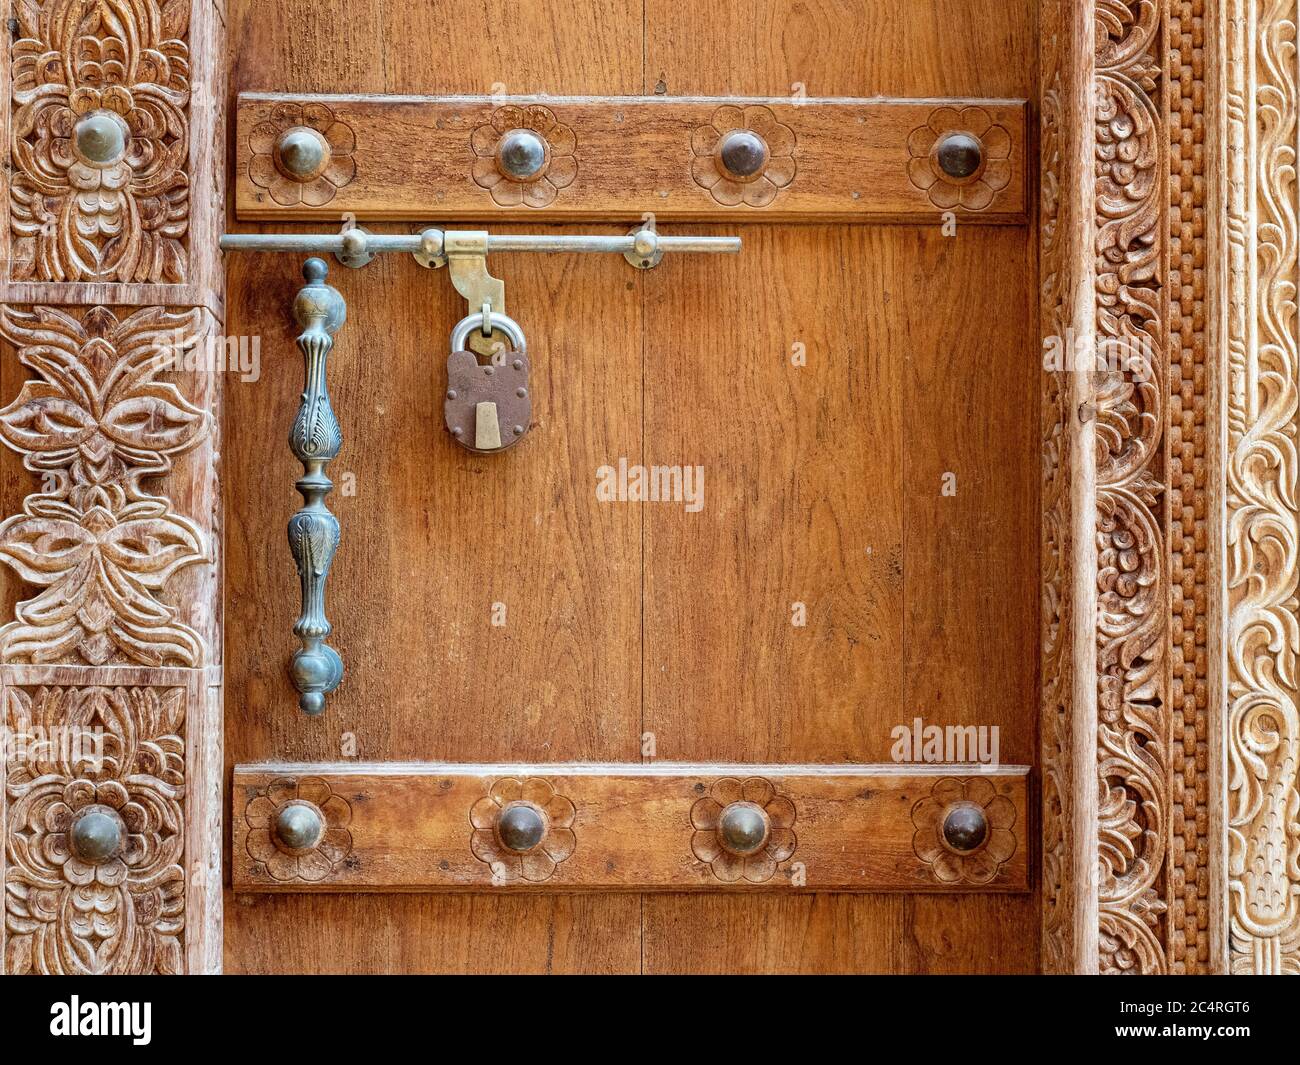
[690,776,797,883]
[0,306,212,667]
[5,685,186,974]
[911,776,1017,884]
[247,102,357,207]
[1100,898,1167,974]
[1095,0,1162,90]
[469,777,576,882]
[906,106,1012,211]
[690,105,797,207]
[1092,284,1161,481]
[244,777,354,882]
[470,105,578,208]
[9,0,191,282]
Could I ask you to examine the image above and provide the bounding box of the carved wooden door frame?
[0,0,1295,975]
[0,0,225,973]
[1041,0,1298,976]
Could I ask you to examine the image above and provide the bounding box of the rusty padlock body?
[444,311,531,453]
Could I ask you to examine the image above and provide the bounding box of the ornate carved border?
[1093,0,1175,977]
[1224,0,1300,976]
[1042,0,1233,976]
[1087,0,1222,976]
[0,0,224,974]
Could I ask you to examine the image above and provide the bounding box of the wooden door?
[0,0,1265,983]
[215,0,1040,974]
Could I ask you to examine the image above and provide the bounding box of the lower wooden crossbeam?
[232,763,1029,892]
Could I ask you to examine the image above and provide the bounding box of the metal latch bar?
[219,227,741,261]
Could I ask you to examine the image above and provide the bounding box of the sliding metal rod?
[220,230,741,255]
[489,233,741,253]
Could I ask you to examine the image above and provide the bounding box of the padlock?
[444,311,531,453]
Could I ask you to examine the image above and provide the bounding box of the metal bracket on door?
[220,224,741,716]
[435,230,506,358]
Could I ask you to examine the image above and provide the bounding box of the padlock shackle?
[450,311,527,354]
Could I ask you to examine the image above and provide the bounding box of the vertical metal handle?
[287,258,345,714]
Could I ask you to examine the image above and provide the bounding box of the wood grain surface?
[222,0,1040,974]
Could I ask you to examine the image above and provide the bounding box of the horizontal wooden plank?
[234,94,1028,223]
[231,763,1029,892]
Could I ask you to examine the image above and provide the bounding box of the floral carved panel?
[3,684,186,975]
[0,304,213,667]
[1093,0,1173,976]
[8,0,192,283]
[1,0,223,977]
[1077,0,1219,976]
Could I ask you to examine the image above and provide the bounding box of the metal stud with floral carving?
[244,777,354,882]
[690,776,796,883]
[911,777,1017,884]
[4,685,186,974]
[469,777,576,882]
[906,106,1012,211]
[248,102,357,207]
[691,105,796,207]
[471,105,578,208]
[9,0,192,282]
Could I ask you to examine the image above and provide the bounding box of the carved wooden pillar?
[1039,0,1101,975]
[0,0,224,973]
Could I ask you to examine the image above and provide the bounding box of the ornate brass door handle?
[287,258,346,715]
